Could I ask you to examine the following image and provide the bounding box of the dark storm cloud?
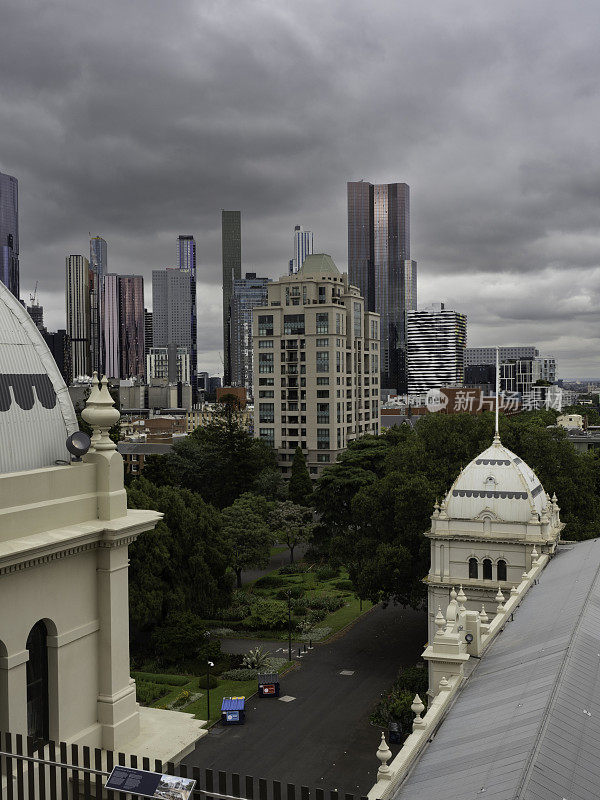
[1,0,599,376]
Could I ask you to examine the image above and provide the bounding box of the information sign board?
[105,765,196,800]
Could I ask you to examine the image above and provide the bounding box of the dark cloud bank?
[1,0,599,377]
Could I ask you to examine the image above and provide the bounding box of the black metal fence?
[0,733,372,800]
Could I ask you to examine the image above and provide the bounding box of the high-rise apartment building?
[222,211,242,384]
[42,329,72,386]
[406,303,467,394]
[501,356,557,396]
[347,180,416,392]
[119,275,145,379]
[89,236,107,374]
[466,346,539,366]
[147,345,191,384]
[177,235,198,394]
[230,272,270,399]
[27,301,44,331]
[252,254,380,477]
[65,255,91,378]
[288,225,314,274]
[0,171,19,299]
[152,267,192,355]
[103,274,120,378]
[144,308,153,359]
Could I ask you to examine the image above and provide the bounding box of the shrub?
[221,668,259,681]
[254,575,287,589]
[217,607,248,622]
[172,689,191,708]
[291,598,308,616]
[242,646,272,670]
[247,599,288,630]
[275,586,304,600]
[369,663,429,731]
[306,609,327,626]
[197,674,219,689]
[227,653,245,670]
[132,672,190,686]
[315,564,339,581]
[308,595,344,612]
[278,563,309,575]
[135,681,170,705]
[332,579,354,591]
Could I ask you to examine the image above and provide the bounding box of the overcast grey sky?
[2,0,599,378]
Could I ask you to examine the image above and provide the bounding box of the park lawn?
[183,679,258,726]
[320,596,373,633]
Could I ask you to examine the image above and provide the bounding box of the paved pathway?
[184,602,427,795]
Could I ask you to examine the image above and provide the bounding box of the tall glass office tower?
[119,275,145,380]
[0,172,19,299]
[222,211,241,385]
[177,235,198,397]
[288,225,314,274]
[89,236,107,374]
[347,181,417,392]
[229,272,270,399]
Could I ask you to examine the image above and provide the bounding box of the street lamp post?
[286,589,292,662]
[206,660,214,721]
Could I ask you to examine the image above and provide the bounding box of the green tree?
[270,500,315,562]
[151,611,219,667]
[143,409,276,508]
[289,447,313,505]
[221,492,273,587]
[127,478,233,633]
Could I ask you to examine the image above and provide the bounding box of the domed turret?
[0,282,77,473]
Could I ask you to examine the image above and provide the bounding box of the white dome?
[444,435,547,523]
[0,282,77,474]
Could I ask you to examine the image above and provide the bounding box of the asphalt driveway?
[183,602,426,795]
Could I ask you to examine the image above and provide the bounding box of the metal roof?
[393,539,600,800]
[221,697,245,711]
[117,442,173,455]
[0,282,77,474]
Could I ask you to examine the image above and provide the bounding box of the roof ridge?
[512,548,600,797]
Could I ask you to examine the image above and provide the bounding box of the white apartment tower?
[407,302,467,394]
[288,225,314,274]
[253,254,380,477]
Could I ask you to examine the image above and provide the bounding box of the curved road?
[183,602,426,796]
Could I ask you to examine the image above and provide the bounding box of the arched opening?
[483,559,493,580]
[497,559,507,582]
[469,558,478,579]
[26,621,49,744]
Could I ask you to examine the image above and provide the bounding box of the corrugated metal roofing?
[393,540,600,800]
[0,282,77,474]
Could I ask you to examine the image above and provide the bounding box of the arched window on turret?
[483,559,492,580]
[468,558,478,579]
[497,559,507,582]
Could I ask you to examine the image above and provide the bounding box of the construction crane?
[29,281,39,306]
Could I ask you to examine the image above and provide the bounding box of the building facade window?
[316,377,329,385]
[316,351,329,372]
[483,559,492,580]
[258,315,273,336]
[497,559,507,582]
[354,302,362,337]
[317,454,330,462]
[317,428,330,449]
[259,428,275,446]
[259,340,274,348]
[316,312,329,334]
[259,403,275,423]
[284,314,305,335]
[469,558,478,579]
[317,403,330,423]
[258,353,274,373]
[316,338,329,347]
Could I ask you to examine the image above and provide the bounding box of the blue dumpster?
[221,696,246,725]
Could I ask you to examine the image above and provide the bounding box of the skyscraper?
[229,272,270,398]
[65,255,91,378]
[103,274,120,379]
[288,225,314,274]
[177,235,198,395]
[144,308,153,359]
[0,171,19,299]
[119,275,145,379]
[222,211,241,384]
[347,181,417,392]
[89,236,107,374]
[406,303,467,394]
[152,267,192,384]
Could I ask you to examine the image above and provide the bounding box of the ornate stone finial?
[411,694,426,729]
[495,586,505,614]
[510,585,519,596]
[432,501,440,519]
[531,545,539,565]
[81,374,120,452]
[552,492,557,502]
[439,676,450,691]
[450,586,457,602]
[435,606,446,635]
[522,572,529,580]
[457,585,467,611]
[376,732,392,780]
[479,605,489,623]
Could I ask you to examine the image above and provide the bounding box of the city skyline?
[2,0,599,378]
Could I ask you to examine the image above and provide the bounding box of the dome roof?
[0,282,77,474]
[444,435,547,523]
[298,253,341,277]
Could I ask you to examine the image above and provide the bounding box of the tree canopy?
[220,492,273,586]
[289,447,313,505]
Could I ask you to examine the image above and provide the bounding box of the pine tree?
[289,446,313,505]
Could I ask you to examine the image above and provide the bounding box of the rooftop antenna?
[495,345,500,442]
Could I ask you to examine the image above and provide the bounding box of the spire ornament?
[81,374,119,452]
[376,732,392,780]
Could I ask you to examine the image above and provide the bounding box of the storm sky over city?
[2,0,599,377]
